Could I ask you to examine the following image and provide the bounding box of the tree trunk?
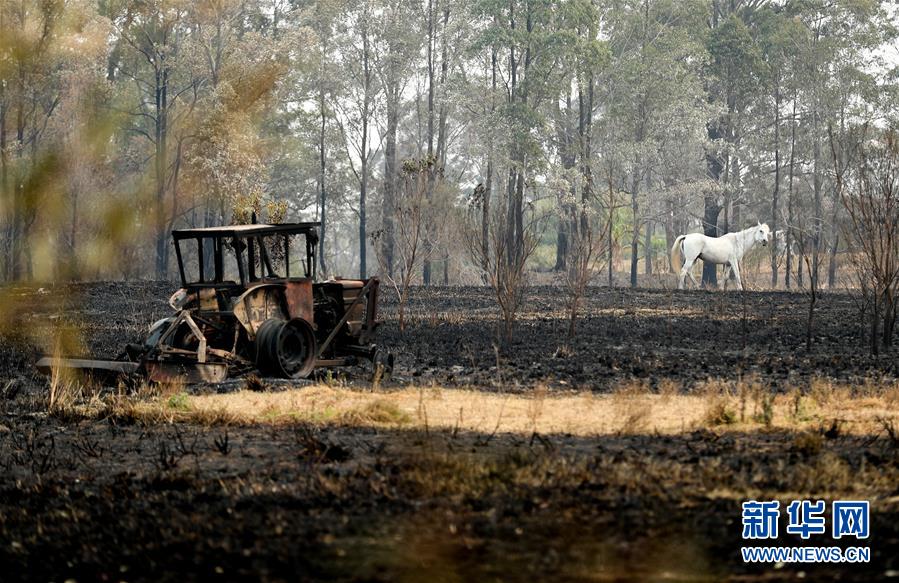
[871,292,880,356]
[482,37,496,277]
[664,200,674,253]
[359,20,371,279]
[318,85,328,275]
[555,90,576,273]
[514,165,525,263]
[554,225,568,271]
[701,195,721,287]
[422,0,436,285]
[483,161,491,276]
[827,232,838,288]
[771,80,781,287]
[882,289,895,349]
[0,77,8,280]
[812,109,822,288]
[360,157,368,279]
[382,83,398,278]
[786,91,797,289]
[155,63,169,279]
[702,125,724,288]
[629,171,639,289]
[436,3,451,287]
[607,173,615,287]
[806,277,816,351]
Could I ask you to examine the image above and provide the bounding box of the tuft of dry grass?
[338,400,411,426]
[697,379,737,427]
[703,397,737,427]
[656,378,681,399]
[611,380,673,433]
[553,345,575,359]
[791,430,824,457]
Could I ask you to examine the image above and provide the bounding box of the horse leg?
[679,255,697,289]
[687,264,700,288]
[731,261,744,291]
[721,264,733,290]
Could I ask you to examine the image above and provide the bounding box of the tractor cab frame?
[38,223,392,385]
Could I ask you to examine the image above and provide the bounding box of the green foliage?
[167,393,191,411]
[0,0,897,285]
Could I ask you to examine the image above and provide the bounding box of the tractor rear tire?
[255,318,317,379]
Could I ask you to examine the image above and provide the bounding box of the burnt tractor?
[38,223,393,384]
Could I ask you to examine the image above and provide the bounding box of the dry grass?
[338,399,411,425]
[45,374,899,436]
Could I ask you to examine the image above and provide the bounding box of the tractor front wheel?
[255,318,317,379]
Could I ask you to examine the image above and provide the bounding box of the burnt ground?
[382,286,899,391]
[0,282,897,581]
[7,281,895,391]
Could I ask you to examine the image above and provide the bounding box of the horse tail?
[670,234,687,273]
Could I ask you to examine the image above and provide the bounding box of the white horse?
[670,222,772,290]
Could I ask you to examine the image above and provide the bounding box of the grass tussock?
[704,398,738,426]
[338,399,411,426]
[791,430,825,457]
[611,380,654,433]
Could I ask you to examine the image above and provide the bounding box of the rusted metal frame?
[257,236,276,278]
[366,278,379,332]
[213,237,224,282]
[155,345,238,362]
[174,240,187,287]
[36,357,140,376]
[144,361,228,384]
[207,347,237,360]
[191,311,230,333]
[233,237,247,286]
[315,279,374,359]
[236,283,289,338]
[337,344,373,358]
[284,234,291,278]
[229,322,241,355]
[184,315,207,363]
[248,236,256,281]
[306,236,316,279]
[155,311,208,364]
[315,357,355,367]
[198,238,205,283]
[155,347,202,360]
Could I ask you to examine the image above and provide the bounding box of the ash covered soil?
[381,285,899,391]
[4,281,896,392]
[0,282,897,581]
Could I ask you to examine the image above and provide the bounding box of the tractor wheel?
[255,318,317,379]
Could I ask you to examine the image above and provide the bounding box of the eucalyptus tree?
[753,5,803,287]
[334,0,383,278]
[605,0,708,288]
[183,0,299,231]
[108,0,200,278]
[470,0,572,268]
[550,0,610,326]
[0,0,70,279]
[781,0,889,289]
[373,0,421,278]
[550,0,609,273]
[703,2,764,287]
[296,0,346,275]
[1,0,113,280]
